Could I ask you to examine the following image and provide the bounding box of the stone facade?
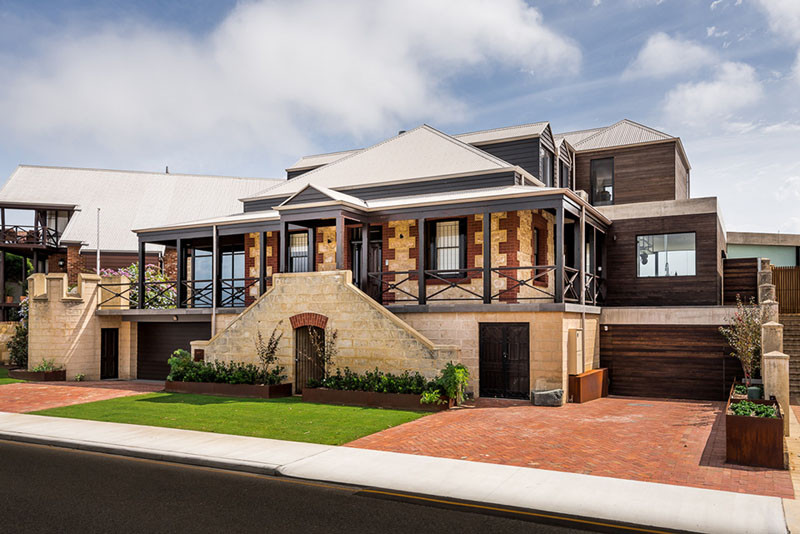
[27,273,136,380]
[394,310,599,401]
[316,226,337,271]
[192,271,460,388]
[0,321,17,364]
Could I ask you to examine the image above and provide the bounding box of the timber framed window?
[428,219,467,276]
[636,232,696,277]
[288,232,310,273]
[590,158,614,206]
[541,149,554,187]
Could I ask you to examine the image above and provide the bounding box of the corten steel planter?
[567,368,609,404]
[725,383,785,469]
[302,388,452,412]
[164,381,293,399]
[8,369,66,381]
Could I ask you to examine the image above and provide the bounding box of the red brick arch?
[289,313,328,330]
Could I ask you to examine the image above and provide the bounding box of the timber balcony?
[0,225,59,248]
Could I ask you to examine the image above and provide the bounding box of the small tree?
[309,327,338,379]
[8,296,28,368]
[719,296,763,387]
[255,321,283,375]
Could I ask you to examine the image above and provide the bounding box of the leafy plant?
[74,373,85,382]
[719,296,763,386]
[309,327,338,378]
[437,362,470,405]
[420,389,445,405]
[8,296,28,367]
[166,348,287,385]
[31,358,62,372]
[100,263,176,309]
[734,384,747,395]
[730,400,777,418]
[256,322,284,377]
[309,367,435,394]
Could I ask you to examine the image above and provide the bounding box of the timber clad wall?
[722,257,759,305]
[604,213,723,306]
[473,139,540,179]
[600,324,740,401]
[575,142,682,205]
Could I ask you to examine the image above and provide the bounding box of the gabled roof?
[287,149,361,172]
[453,121,550,145]
[247,125,520,201]
[571,119,673,151]
[279,184,368,209]
[554,127,607,147]
[0,165,279,252]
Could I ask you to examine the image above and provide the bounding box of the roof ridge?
[617,118,674,139]
[15,164,279,183]
[573,119,673,149]
[419,125,512,168]
[554,125,607,136]
[453,120,549,138]
[294,148,362,161]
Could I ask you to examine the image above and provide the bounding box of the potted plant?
[725,383,784,468]
[719,296,763,400]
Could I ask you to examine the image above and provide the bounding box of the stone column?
[764,350,790,436]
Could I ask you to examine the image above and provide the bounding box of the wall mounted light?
[58,259,66,268]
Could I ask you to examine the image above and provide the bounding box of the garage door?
[599,324,741,401]
[137,322,211,380]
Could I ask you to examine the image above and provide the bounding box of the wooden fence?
[773,266,800,314]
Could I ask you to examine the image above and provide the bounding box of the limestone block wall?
[394,310,599,400]
[28,273,137,380]
[193,271,459,387]
[316,226,337,271]
[0,322,17,363]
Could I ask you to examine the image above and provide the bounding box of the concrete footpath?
[0,411,787,534]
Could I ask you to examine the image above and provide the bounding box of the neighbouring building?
[19,119,794,403]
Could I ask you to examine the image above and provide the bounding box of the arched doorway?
[295,325,324,393]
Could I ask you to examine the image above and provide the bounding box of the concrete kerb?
[0,412,789,534]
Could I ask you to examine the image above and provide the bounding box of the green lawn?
[32,393,427,445]
[0,367,24,385]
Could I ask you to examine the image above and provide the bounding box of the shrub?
[730,400,777,418]
[31,358,61,372]
[437,362,470,405]
[420,389,445,405]
[100,263,176,309]
[310,327,338,378]
[8,297,28,367]
[166,348,287,385]
[256,322,284,377]
[74,373,85,382]
[719,296,763,386]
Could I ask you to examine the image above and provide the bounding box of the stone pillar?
[762,322,784,355]
[764,351,790,436]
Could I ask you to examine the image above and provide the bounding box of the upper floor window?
[533,228,540,265]
[541,149,554,187]
[590,158,614,206]
[636,232,696,277]
[559,162,570,190]
[429,219,466,275]
[289,232,310,273]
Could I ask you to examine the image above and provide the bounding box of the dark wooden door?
[100,328,119,379]
[479,323,530,399]
[295,326,324,393]
[137,322,211,380]
[366,241,382,301]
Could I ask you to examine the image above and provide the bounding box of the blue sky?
[0,0,798,232]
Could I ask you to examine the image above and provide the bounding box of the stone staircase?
[782,314,800,402]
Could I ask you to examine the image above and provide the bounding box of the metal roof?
[571,120,674,151]
[247,125,516,201]
[0,165,280,252]
[553,127,607,147]
[452,121,550,145]
[287,149,361,172]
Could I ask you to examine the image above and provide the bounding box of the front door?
[479,323,530,399]
[295,326,324,393]
[100,328,119,379]
[350,226,383,301]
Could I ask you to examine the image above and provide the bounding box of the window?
[590,158,614,206]
[636,233,696,277]
[429,219,466,275]
[541,149,554,187]
[533,228,540,266]
[289,232,310,273]
[560,162,570,190]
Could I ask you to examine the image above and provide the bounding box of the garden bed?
[302,388,452,412]
[165,380,292,399]
[8,369,66,381]
[725,383,785,469]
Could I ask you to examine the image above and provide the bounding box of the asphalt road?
[0,440,622,534]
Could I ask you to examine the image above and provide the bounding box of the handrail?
[0,225,59,247]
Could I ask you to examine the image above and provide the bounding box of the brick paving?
[0,381,163,413]
[347,396,795,498]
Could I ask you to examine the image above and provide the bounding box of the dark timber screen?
[773,266,800,314]
[478,323,530,399]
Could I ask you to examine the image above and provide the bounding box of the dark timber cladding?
[575,141,683,205]
[137,322,211,380]
[340,170,520,200]
[604,213,723,306]
[243,196,290,213]
[600,324,740,401]
[471,139,540,178]
[723,257,759,305]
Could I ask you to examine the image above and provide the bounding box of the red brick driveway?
[348,396,794,499]
[0,381,163,413]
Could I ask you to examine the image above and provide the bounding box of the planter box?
[567,368,609,404]
[164,381,293,399]
[8,369,66,381]
[725,384,785,469]
[302,388,452,412]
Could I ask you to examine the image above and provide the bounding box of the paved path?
[0,411,786,534]
[348,396,795,498]
[0,380,163,412]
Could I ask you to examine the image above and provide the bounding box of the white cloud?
[662,62,763,128]
[623,33,716,79]
[706,26,728,38]
[592,0,602,6]
[755,0,800,43]
[710,0,723,10]
[0,0,580,174]
[794,50,800,85]
[779,176,800,201]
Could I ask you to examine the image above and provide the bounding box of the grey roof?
[0,165,280,252]
[287,149,361,172]
[248,125,520,201]
[452,121,550,145]
[571,120,674,151]
[553,127,607,147]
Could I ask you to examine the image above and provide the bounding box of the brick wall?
[163,247,178,279]
[66,245,88,285]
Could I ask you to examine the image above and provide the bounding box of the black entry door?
[350,227,382,301]
[295,326,324,393]
[479,323,530,399]
[100,328,119,379]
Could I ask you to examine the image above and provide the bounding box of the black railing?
[218,277,259,308]
[0,225,59,247]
